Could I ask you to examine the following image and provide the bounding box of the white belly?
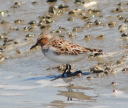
[42,48,87,64]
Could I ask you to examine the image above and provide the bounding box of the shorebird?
[30,34,102,77]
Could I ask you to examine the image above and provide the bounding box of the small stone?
[68,9,82,16]
[117,15,124,20]
[111,7,123,13]
[94,20,102,25]
[72,26,82,32]
[23,26,34,32]
[68,32,75,38]
[121,33,128,37]
[14,41,18,44]
[68,10,75,15]
[122,68,128,72]
[28,20,37,26]
[116,60,123,64]
[124,18,128,23]
[0,33,7,39]
[10,27,19,31]
[117,2,122,6]
[0,54,5,63]
[67,17,74,21]
[118,24,128,33]
[87,9,101,16]
[55,30,61,33]
[47,0,57,3]
[40,25,50,30]
[16,49,21,54]
[26,34,35,38]
[108,21,116,28]
[86,76,93,80]
[81,16,89,20]
[48,6,57,14]
[0,20,9,24]
[0,10,9,17]
[11,2,21,8]
[84,35,92,41]
[58,4,69,9]
[113,89,117,93]
[14,19,24,24]
[74,0,82,3]
[96,34,104,40]
[111,82,118,86]
[90,65,104,73]
[32,1,38,5]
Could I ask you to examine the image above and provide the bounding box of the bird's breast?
[42,48,87,64]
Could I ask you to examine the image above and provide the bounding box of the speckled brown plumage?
[48,39,90,55]
[30,34,102,56]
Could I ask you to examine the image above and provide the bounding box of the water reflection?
[58,82,95,101]
[49,100,69,108]
[48,82,95,108]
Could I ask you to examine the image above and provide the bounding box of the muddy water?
[0,0,128,108]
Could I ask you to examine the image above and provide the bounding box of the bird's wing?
[49,39,89,55]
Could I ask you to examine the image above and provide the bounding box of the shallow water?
[0,0,128,108]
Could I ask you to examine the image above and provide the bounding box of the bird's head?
[30,34,52,50]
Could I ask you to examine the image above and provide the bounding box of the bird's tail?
[86,48,103,56]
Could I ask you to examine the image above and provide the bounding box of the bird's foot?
[62,70,83,78]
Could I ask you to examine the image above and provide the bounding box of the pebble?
[72,26,83,32]
[1,20,7,25]
[32,1,38,5]
[0,33,7,39]
[58,4,69,9]
[111,7,123,13]
[116,59,124,65]
[0,53,5,63]
[96,34,104,40]
[0,10,9,17]
[122,68,128,72]
[48,6,58,14]
[16,49,21,54]
[86,76,93,80]
[23,26,34,32]
[117,15,124,20]
[14,19,24,24]
[11,2,22,8]
[74,0,82,3]
[28,20,37,26]
[25,34,35,38]
[124,18,128,23]
[10,27,19,31]
[108,21,116,28]
[94,20,102,26]
[47,0,57,2]
[111,82,118,86]
[67,17,74,21]
[87,9,101,16]
[118,24,128,33]
[84,35,92,41]
[90,65,104,73]
[121,33,128,37]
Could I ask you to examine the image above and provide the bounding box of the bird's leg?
[66,64,72,76]
[62,64,69,77]
[62,64,72,77]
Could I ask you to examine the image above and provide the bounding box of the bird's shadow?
[25,71,91,81]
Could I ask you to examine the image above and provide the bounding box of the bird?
[30,33,103,77]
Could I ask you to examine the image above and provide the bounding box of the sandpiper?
[30,34,102,77]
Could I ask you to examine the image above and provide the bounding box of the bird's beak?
[30,42,38,50]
